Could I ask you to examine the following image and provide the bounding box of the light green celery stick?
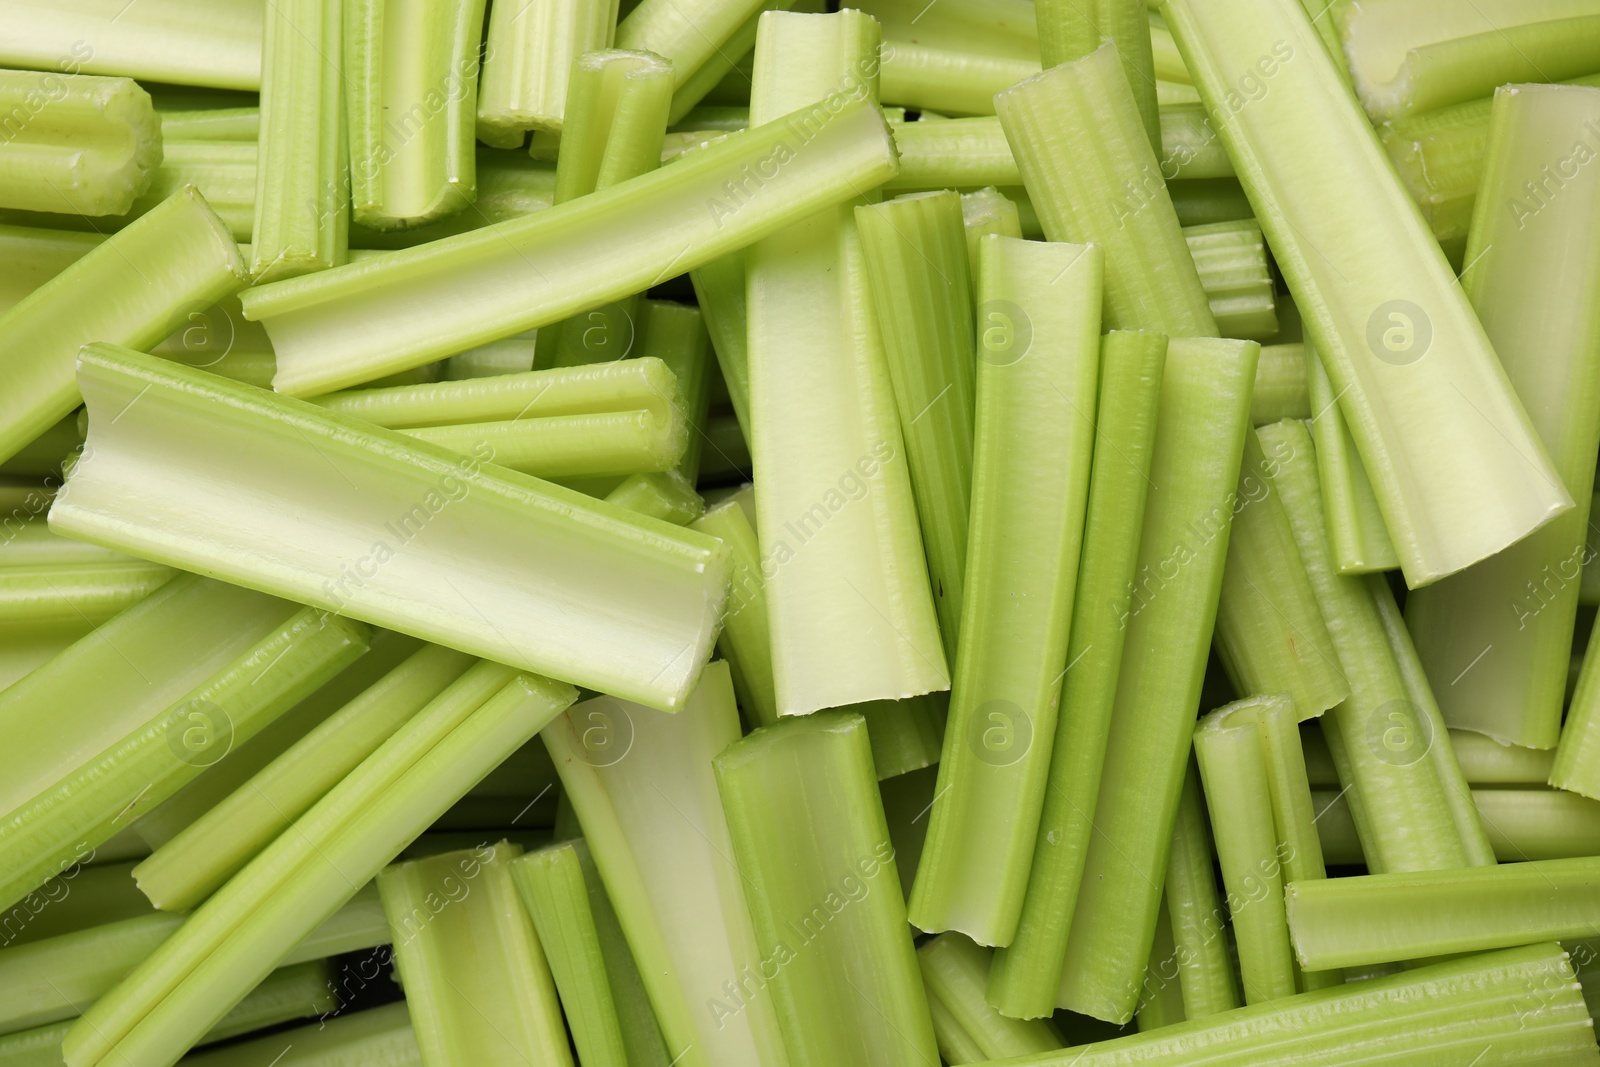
[380,842,570,1067]
[988,330,1166,1019]
[616,0,767,108]
[158,108,259,141]
[1163,0,1571,587]
[855,190,977,659]
[1311,718,1379,870]
[0,187,244,465]
[1309,787,1600,865]
[849,0,1037,60]
[688,251,751,437]
[1167,176,1252,227]
[182,1002,419,1067]
[1056,337,1257,1024]
[0,71,159,216]
[442,332,538,378]
[133,646,475,912]
[241,97,898,395]
[690,494,777,725]
[1,860,152,948]
[1135,901,1185,1031]
[511,840,672,1067]
[958,187,1022,291]
[0,225,99,312]
[1250,344,1309,425]
[636,300,713,481]
[1159,103,1232,180]
[1184,220,1276,341]
[1162,764,1240,1019]
[926,994,987,1066]
[1033,0,1157,151]
[477,0,617,146]
[879,42,1039,116]
[63,668,577,1067]
[1336,0,1600,123]
[0,2,264,91]
[1303,344,1398,574]
[1148,15,1190,83]
[888,117,1021,191]
[605,471,704,523]
[50,346,728,712]
[0,413,83,478]
[1212,428,1348,720]
[746,11,948,714]
[350,149,557,249]
[1402,729,1553,786]
[919,934,1063,1061]
[253,0,347,281]
[0,560,173,631]
[1408,86,1600,751]
[346,0,486,230]
[714,711,937,1066]
[542,662,790,1067]
[1559,630,1600,798]
[909,235,1102,945]
[996,41,1216,336]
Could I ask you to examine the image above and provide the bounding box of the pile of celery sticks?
[5,0,1600,1064]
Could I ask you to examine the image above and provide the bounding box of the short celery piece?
[919,934,1063,1062]
[1304,344,1399,574]
[1163,0,1570,586]
[158,107,259,141]
[0,858,152,948]
[1056,337,1257,1025]
[0,2,264,91]
[688,251,751,436]
[50,345,729,712]
[0,187,244,466]
[1159,103,1233,180]
[477,0,617,145]
[1251,343,1309,425]
[879,41,1039,117]
[996,41,1216,337]
[887,118,1022,192]
[1184,220,1277,341]
[959,187,1023,285]
[617,0,774,105]
[1033,0,1158,151]
[1312,787,1600,865]
[1162,763,1239,1019]
[909,236,1102,946]
[346,0,487,230]
[0,71,160,216]
[987,330,1166,1019]
[180,1002,420,1067]
[715,711,938,1067]
[1409,86,1600,751]
[605,471,704,524]
[242,96,899,395]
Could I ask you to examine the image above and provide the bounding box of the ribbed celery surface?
[880,42,1039,116]
[1033,0,1157,150]
[1250,344,1309,425]
[919,934,1062,1062]
[478,0,617,144]
[616,0,772,106]
[1184,220,1277,340]
[0,70,160,216]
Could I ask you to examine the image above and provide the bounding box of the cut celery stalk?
[158,107,259,141]
[1163,0,1571,587]
[1309,727,1547,787]
[0,2,264,91]
[988,330,1166,1019]
[746,11,948,714]
[959,187,1023,287]
[996,42,1216,336]
[1033,0,1158,151]
[1408,86,1600,751]
[1159,103,1233,180]
[1311,787,1600,865]
[636,299,712,481]
[617,0,771,105]
[605,471,704,523]
[443,332,538,379]
[689,493,778,725]
[1162,763,1239,1019]
[1168,176,1252,227]
[0,860,152,949]
[0,560,173,631]
[919,934,1063,1061]
[242,96,898,395]
[541,662,790,1067]
[350,149,558,249]
[1559,629,1600,799]
[880,42,1040,116]
[1304,344,1399,574]
[477,0,617,145]
[1185,220,1276,341]
[688,251,751,437]
[181,1002,419,1067]
[909,236,1102,945]
[346,0,487,230]
[0,225,99,313]
[0,187,244,466]
[1135,901,1185,1031]
[0,71,159,216]
[887,117,1022,191]
[1251,344,1310,425]
[714,710,938,1066]
[50,345,729,712]
[849,0,1037,60]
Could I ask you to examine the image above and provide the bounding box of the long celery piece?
[659,0,789,125]
[1251,344,1309,425]
[855,190,977,659]
[541,662,790,1067]
[1304,344,1398,574]
[1162,763,1239,1019]
[0,225,98,312]
[1033,0,1158,151]
[688,251,751,437]
[345,0,486,230]
[1408,86,1600,751]
[987,330,1166,1019]
[0,187,244,466]
[1185,220,1276,341]
[181,1002,420,1067]
[0,71,160,216]
[1310,787,1600,865]
[1055,337,1257,1024]
[241,97,898,395]
[879,42,1040,116]
[1163,0,1571,587]
[850,0,1036,59]
[745,11,948,714]
[909,236,1102,945]
[477,0,616,146]
[63,668,577,1067]
[919,934,1063,1061]
[616,0,770,108]
[158,108,260,141]
[49,346,728,712]
[605,471,704,523]
[0,2,264,91]
[996,42,1216,337]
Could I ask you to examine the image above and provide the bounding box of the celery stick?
[0,623,86,696]
[745,11,948,714]
[688,251,751,437]
[1033,0,1158,152]
[1185,220,1276,341]
[442,332,538,379]
[541,662,790,1067]
[350,148,557,249]
[1056,337,1257,1025]
[855,190,977,659]
[1159,103,1233,180]
[181,1002,419,1067]
[242,97,898,395]
[0,860,152,949]
[0,71,159,216]
[996,42,1216,336]
[697,412,752,482]
[1559,630,1600,799]
[1251,344,1309,425]
[1424,729,1554,786]
[887,117,1022,191]
[1149,16,1190,84]
[636,299,712,481]
[689,494,778,725]
[478,0,616,146]
[1304,344,1398,574]
[0,561,174,631]
[1135,907,1186,1032]
[1167,176,1252,228]
[50,345,728,712]
[605,471,704,523]
[927,994,988,1066]
[918,934,1063,1061]
[988,330,1166,1019]
[616,0,770,107]
[880,42,1039,116]
[1161,764,1239,1018]
[1475,789,1600,862]
[0,225,98,312]
[849,0,1038,60]
[0,413,83,479]
[959,187,1023,286]
[0,187,244,466]
[1163,0,1571,586]
[158,108,259,141]
[909,236,1102,945]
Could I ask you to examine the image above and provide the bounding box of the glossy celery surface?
[0,2,264,91]
[1033,0,1157,150]
[158,107,259,140]
[880,41,1040,116]
[477,0,617,144]
[605,471,704,524]
[919,934,1062,1062]
[1304,344,1399,574]
[1250,344,1309,424]
[0,71,160,216]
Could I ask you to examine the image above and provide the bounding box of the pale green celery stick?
[1159,104,1232,180]
[1156,79,1200,105]
[605,471,704,523]
[636,299,712,481]
[1135,900,1185,1031]
[134,646,475,912]
[242,98,898,395]
[1163,0,1571,586]
[887,117,1021,191]
[689,494,777,725]
[1212,428,1348,720]
[672,106,751,131]
[1167,177,1252,228]
[1303,344,1398,574]
[1184,220,1276,341]
[158,108,259,141]
[988,330,1166,1019]
[927,994,988,1066]
[0,624,87,699]
[511,840,672,1067]
[148,291,277,392]
[1408,87,1600,752]
[918,934,1063,1061]
[349,149,557,250]
[1312,720,1379,870]
[281,881,393,962]
[0,71,159,216]
[909,236,1101,945]
[1056,338,1257,1025]
[50,346,728,712]
[1162,765,1239,1019]
[63,668,577,1067]
[1336,0,1600,123]
[1250,344,1309,425]
[0,2,264,91]
[1585,494,1600,605]
[746,11,948,714]
[478,0,617,146]
[1148,13,1189,83]
[1475,789,1600,861]
[1,860,152,948]
[1033,0,1157,152]
[379,842,570,1067]
[0,561,174,630]
[848,692,947,779]
[996,42,1216,336]
[0,187,244,466]
[663,0,803,126]
[253,0,348,281]
[688,252,751,437]
[959,188,1022,292]
[346,0,486,230]
[880,41,1039,116]
[1431,729,1555,785]
[541,662,790,1067]
[855,190,977,659]
[181,1002,419,1067]
[616,0,767,109]
[442,332,538,379]
[849,0,1038,60]
[714,710,938,1066]
[0,225,99,312]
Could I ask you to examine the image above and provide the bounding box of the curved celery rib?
[1033,0,1158,151]
[920,934,1063,1062]
[1251,344,1309,425]
[880,42,1040,116]
[1304,345,1398,575]
[0,71,159,216]
[616,0,767,107]
[1162,763,1239,1018]
[158,107,259,141]
[1184,220,1276,340]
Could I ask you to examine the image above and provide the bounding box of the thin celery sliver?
[635,300,713,482]
[0,561,174,631]
[0,2,264,91]
[689,493,778,725]
[1304,344,1398,575]
[158,107,259,141]
[1162,763,1239,1019]
[918,934,1062,1061]
[959,187,1023,291]
[0,71,160,216]
[1033,0,1158,151]
[879,41,1040,116]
